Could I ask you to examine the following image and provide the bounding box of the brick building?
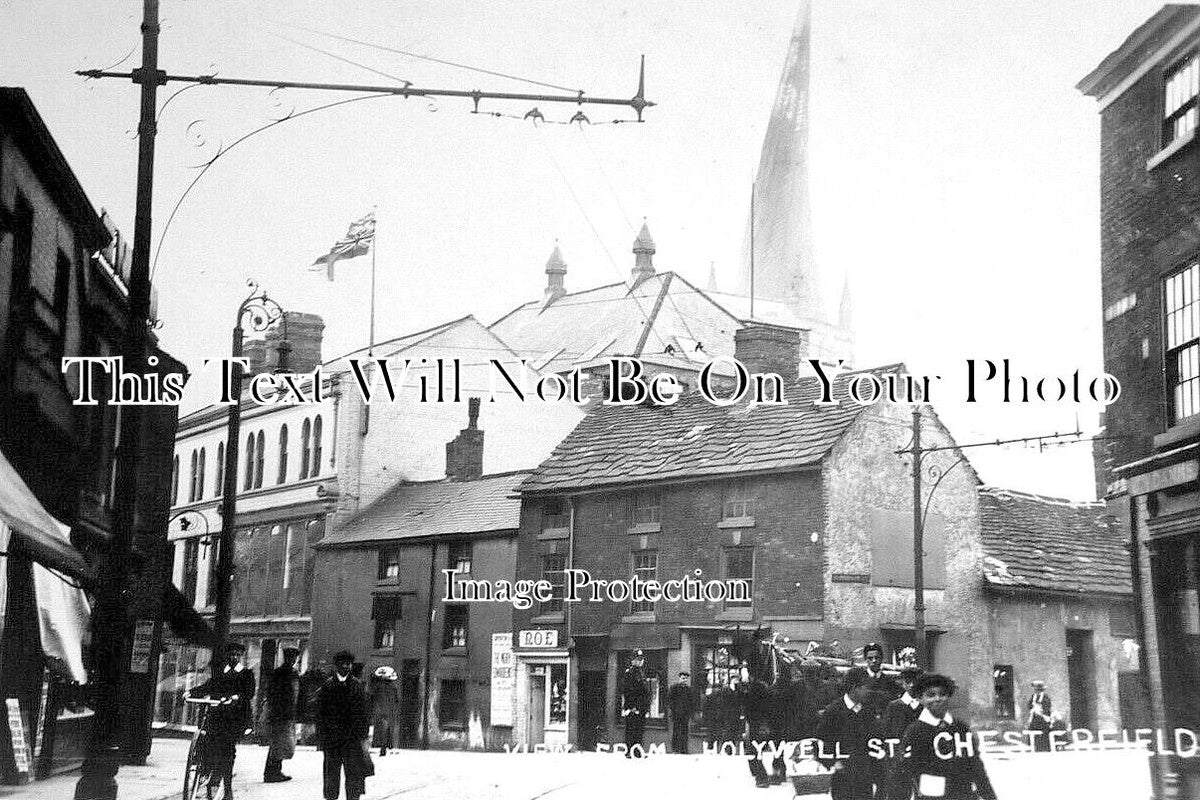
[1078,6,1200,796]
[311,453,527,751]
[0,87,193,779]
[979,487,1136,731]
[507,330,996,751]
[160,315,583,730]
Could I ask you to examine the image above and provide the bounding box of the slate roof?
[490,271,753,377]
[978,487,1131,596]
[518,364,903,494]
[321,471,529,547]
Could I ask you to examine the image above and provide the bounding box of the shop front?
[513,637,571,749]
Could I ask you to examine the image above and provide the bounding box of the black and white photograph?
[0,1,1195,798]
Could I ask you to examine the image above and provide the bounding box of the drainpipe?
[422,540,436,749]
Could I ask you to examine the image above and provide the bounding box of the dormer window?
[1165,54,1199,147]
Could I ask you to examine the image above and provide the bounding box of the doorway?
[577,671,607,752]
[528,671,546,747]
[398,659,420,748]
[1066,629,1095,729]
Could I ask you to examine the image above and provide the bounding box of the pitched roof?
[489,271,749,377]
[1076,5,1200,99]
[518,364,903,494]
[321,471,530,547]
[978,487,1131,597]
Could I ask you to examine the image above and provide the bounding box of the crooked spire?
[631,221,656,285]
[740,0,819,321]
[544,244,567,304]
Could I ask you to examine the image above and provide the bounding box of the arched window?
[299,418,311,480]
[254,431,265,488]
[197,448,206,501]
[311,415,323,477]
[171,455,179,505]
[244,433,255,491]
[189,450,198,503]
[215,442,225,497]
[278,425,289,484]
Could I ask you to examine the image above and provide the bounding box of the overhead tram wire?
[259,16,581,93]
[263,29,415,87]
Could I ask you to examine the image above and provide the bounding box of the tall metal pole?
[912,407,927,666]
[76,1,162,796]
[213,323,245,650]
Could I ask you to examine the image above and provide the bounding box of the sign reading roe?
[518,629,558,648]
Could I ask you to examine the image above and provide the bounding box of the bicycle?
[182,696,228,800]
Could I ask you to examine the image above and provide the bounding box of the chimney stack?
[631,221,656,285]
[544,245,567,303]
[446,397,484,481]
[733,322,804,383]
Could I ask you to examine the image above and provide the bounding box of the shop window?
[549,663,568,726]
[631,550,658,614]
[723,547,754,608]
[443,604,468,649]
[448,541,472,574]
[439,679,467,729]
[993,664,1015,720]
[540,553,566,615]
[693,641,746,697]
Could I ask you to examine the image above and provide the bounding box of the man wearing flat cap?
[667,670,697,753]
[895,674,997,800]
[621,650,651,757]
[188,641,256,797]
[318,650,371,800]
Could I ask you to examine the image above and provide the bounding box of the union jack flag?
[311,212,375,281]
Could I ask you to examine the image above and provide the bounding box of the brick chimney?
[631,221,656,285]
[733,322,803,382]
[544,245,567,303]
[446,397,484,481]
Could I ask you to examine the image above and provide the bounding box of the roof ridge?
[980,485,1102,508]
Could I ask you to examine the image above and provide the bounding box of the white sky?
[4,0,1170,500]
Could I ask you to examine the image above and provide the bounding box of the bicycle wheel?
[182,734,202,800]
[183,734,227,800]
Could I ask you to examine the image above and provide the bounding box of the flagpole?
[369,219,377,357]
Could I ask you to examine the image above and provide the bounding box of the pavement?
[0,737,1156,800]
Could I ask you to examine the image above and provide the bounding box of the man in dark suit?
[1026,679,1052,752]
[815,667,876,800]
[262,646,300,782]
[666,670,696,754]
[894,674,997,800]
[317,650,371,800]
[188,642,256,798]
[862,643,902,720]
[621,650,651,757]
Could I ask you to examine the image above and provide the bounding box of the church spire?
[631,221,656,285]
[740,0,818,321]
[544,244,567,303]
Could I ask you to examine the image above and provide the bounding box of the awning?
[31,523,92,683]
[163,584,217,648]
[0,446,90,581]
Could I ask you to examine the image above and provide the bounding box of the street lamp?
[212,283,283,650]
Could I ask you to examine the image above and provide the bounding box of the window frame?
[214,442,225,497]
[442,603,468,650]
[631,549,658,614]
[631,491,661,528]
[721,481,756,521]
[1165,262,1200,423]
[722,547,754,609]
[1164,52,1200,149]
[448,540,472,574]
[539,553,567,615]
[278,424,289,484]
[378,548,401,581]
